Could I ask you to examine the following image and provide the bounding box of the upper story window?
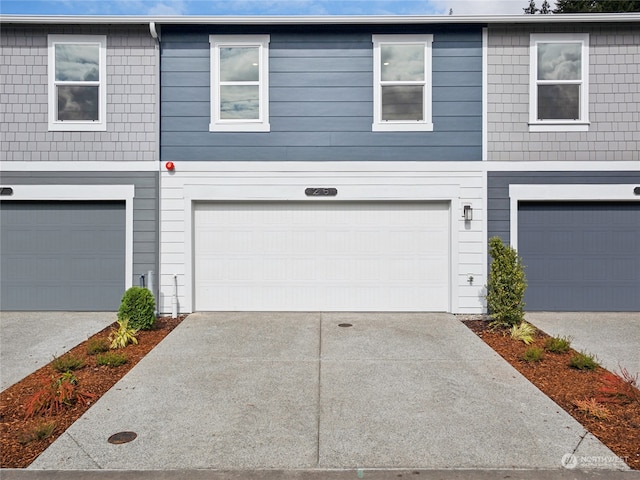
[48,35,107,132]
[529,33,589,132]
[210,35,270,132]
[372,34,433,132]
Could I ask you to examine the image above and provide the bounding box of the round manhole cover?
[108,431,137,444]
[338,323,353,328]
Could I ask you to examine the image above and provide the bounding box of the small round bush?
[118,286,156,330]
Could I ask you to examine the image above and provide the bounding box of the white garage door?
[194,202,450,311]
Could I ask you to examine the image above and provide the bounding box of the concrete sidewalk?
[526,312,640,377]
[28,312,628,472]
[0,312,116,391]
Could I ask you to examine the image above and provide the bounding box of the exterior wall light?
[463,204,473,221]
[165,161,175,171]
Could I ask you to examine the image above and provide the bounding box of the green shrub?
[522,346,544,363]
[118,286,155,331]
[96,351,128,368]
[109,317,139,349]
[17,421,57,444]
[544,336,572,354]
[86,337,110,356]
[486,236,527,328]
[51,354,85,373]
[569,351,599,371]
[510,321,536,345]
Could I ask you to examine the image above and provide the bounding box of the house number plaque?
[305,187,338,197]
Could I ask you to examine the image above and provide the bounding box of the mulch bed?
[0,315,185,468]
[465,320,640,470]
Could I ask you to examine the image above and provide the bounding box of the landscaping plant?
[17,421,56,445]
[522,346,544,363]
[96,351,128,368]
[118,286,156,331]
[510,321,536,345]
[86,337,110,355]
[486,236,527,328]
[24,373,95,418]
[574,398,610,420]
[51,354,85,373]
[544,335,572,354]
[109,317,139,349]
[597,367,640,405]
[569,351,599,371]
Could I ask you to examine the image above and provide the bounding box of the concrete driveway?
[526,312,640,378]
[27,312,627,471]
[0,311,116,391]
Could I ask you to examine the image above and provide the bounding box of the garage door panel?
[519,202,640,311]
[194,202,450,312]
[0,201,125,311]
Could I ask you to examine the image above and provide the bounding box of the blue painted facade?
[160,24,483,162]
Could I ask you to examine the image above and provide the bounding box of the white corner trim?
[508,184,639,250]
[482,27,488,162]
[0,184,136,289]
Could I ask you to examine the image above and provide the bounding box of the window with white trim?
[210,35,270,132]
[529,33,589,132]
[48,35,107,132]
[372,34,433,132]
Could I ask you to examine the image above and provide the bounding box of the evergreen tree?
[553,0,640,12]
[523,0,538,13]
[540,0,552,13]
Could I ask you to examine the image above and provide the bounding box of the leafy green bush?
[486,236,527,328]
[86,337,110,355]
[510,321,536,345]
[51,354,85,373]
[118,286,155,331]
[569,351,599,371]
[544,336,572,354]
[96,351,128,368]
[522,346,544,363]
[109,317,139,349]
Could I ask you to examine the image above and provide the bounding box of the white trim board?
[508,184,640,250]
[0,184,135,289]
[1,162,158,172]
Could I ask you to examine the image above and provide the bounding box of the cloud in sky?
[1,0,544,16]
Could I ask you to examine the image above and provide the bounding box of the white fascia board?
[1,162,159,172]
[2,13,639,25]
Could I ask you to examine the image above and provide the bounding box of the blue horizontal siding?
[161,26,482,162]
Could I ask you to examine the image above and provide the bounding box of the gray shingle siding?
[487,24,640,161]
[0,25,157,162]
[160,26,482,162]
[0,172,159,286]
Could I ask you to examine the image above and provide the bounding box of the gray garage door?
[518,202,640,311]
[0,201,125,311]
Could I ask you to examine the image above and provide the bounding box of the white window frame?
[529,33,590,132]
[209,34,270,133]
[372,34,433,132]
[47,34,107,132]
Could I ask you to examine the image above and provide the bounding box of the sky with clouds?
[0,0,554,16]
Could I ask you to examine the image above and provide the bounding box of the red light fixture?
[165,161,175,171]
